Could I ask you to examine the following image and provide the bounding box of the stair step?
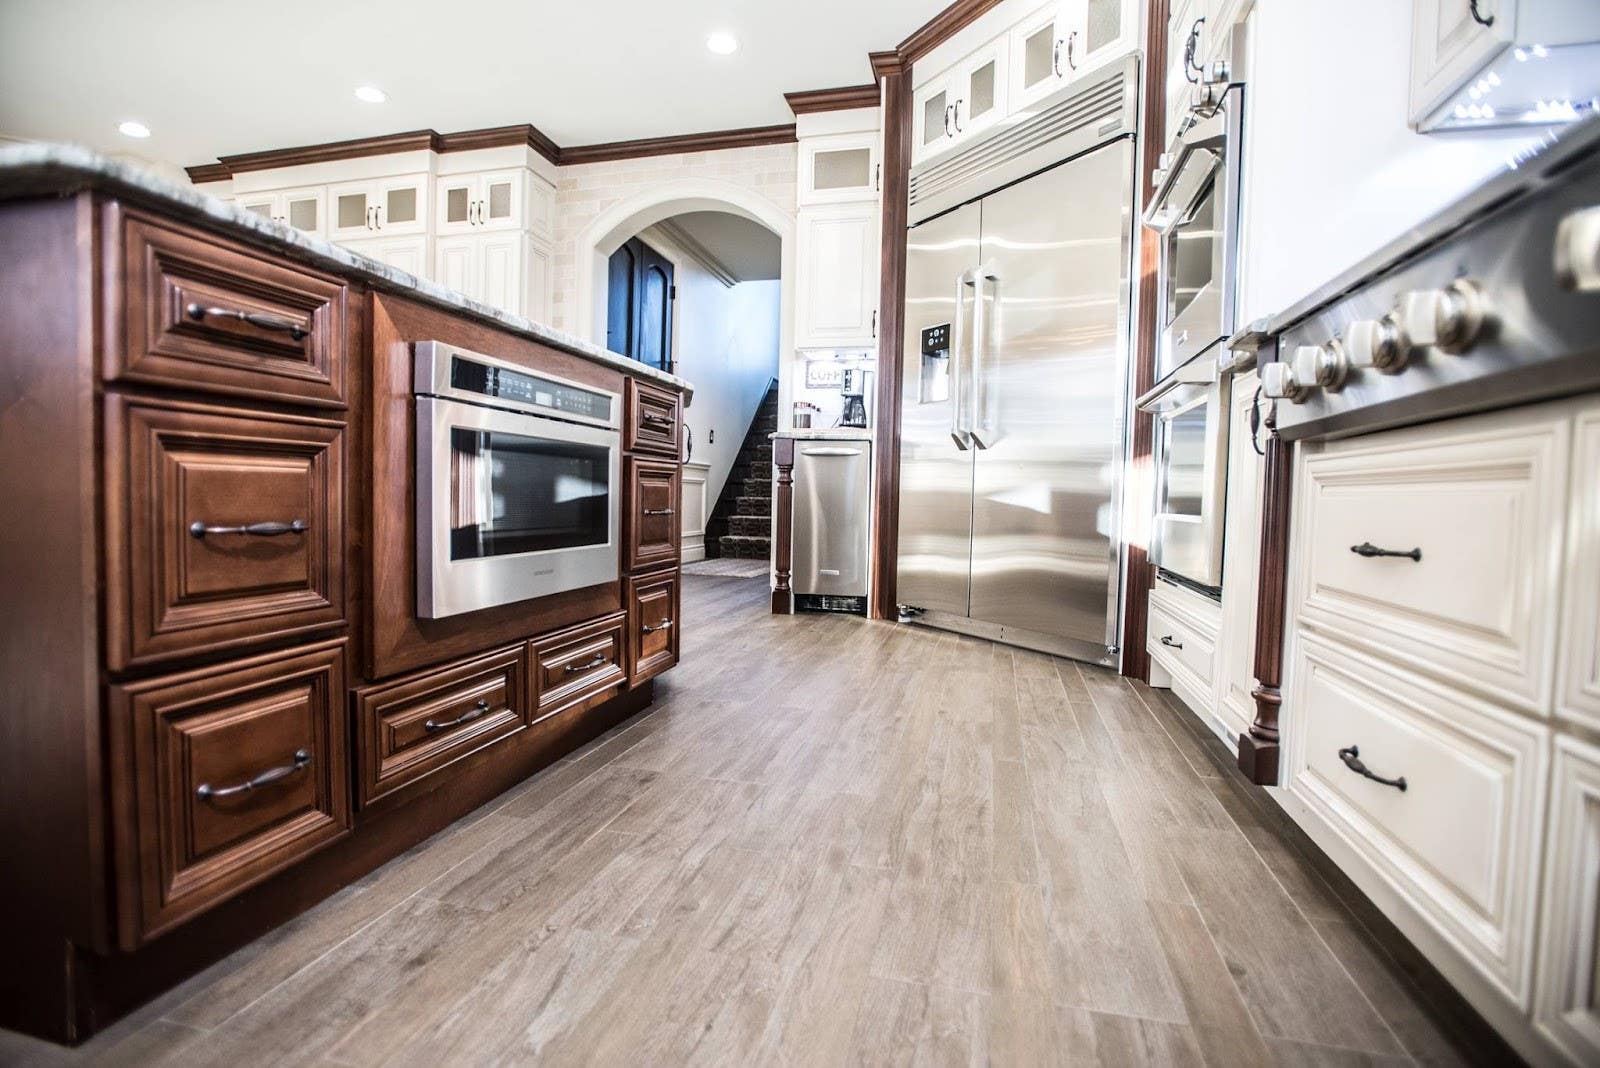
[741,477,772,498]
[727,515,770,537]
[730,496,770,516]
[718,535,771,559]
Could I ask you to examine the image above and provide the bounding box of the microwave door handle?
[968,265,998,450]
[950,269,974,450]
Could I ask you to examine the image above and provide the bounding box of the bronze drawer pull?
[424,699,490,733]
[642,508,675,516]
[1159,635,1183,650]
[185,301,309,341]
[641,412,673,426]
[1337,745,1407,792]
[1350,542,1421,562]
[189,519,307,538]
[564,654,608,674]
[197,748,311,801]
[642,618,673,634]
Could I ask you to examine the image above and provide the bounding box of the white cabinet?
[434,233,550,319]
[912,34,1007,166]
[342,235,431,279]
[1212,367,1264,747]
[1146,579,1222,721]
[1535,735,1600,1065]
[326,175,428,241]
[236,187,325,236]
[1064,0,1139,81]
[437,170,524,234]
[798,132,880,206]
[1558,406,1600,733]
[795,203,879,349]
[1410,0,1514,125]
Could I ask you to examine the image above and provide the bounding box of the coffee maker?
[839,368,870,429]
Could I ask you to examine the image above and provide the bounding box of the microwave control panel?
[449,356,613,423]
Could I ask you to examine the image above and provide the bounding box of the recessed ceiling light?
[354,85,388,103]
[118,120,151,139]
[705,31,739,55]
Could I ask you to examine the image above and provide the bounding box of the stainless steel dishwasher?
[791,440,872,614]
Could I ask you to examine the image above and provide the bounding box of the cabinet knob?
[1555,205,1600,292]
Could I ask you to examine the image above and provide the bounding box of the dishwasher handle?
[799,447,865,457]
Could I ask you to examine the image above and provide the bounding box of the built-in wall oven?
[414,341,620,619]
[1139,21,1247,592]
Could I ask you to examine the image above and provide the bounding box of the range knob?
[1554,205,1600,292]
[1345,314,1410,374]
[1400,279,1488,354]
[1261,360,1309,403]
[1293,342,1349,392]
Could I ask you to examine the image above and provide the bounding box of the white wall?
[639,226,781,512]
[1238,0,1547,323]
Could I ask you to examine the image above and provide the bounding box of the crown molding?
[560,124,796,166]
[897,0,1008,67]
[184,162,232,184]
[783,83,880,115]
[435,123,561,165]
[869,50,907,81]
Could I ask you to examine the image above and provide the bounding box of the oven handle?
[1135,353,1221,413]
[1142,110,1227,232]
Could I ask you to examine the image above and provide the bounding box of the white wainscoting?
[681,461,710,563]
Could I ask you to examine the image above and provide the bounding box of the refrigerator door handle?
[950,268,976,450]
[969,264,1000,450]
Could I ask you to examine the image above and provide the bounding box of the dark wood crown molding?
[897,0,1008,67]
[784,84,880,115]
[184,163,232,184]
[435,123,561,166]
[559,124,797,166]
[212,129,442,178]
[869,50,907,80]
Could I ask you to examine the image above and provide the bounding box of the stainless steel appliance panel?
[896,202,982,618]
[793,442,872,597]
[1140,356,1231,589]
[967,141,1134,650]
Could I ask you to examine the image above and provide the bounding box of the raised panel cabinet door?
[105,395,345,670]
[107,639,349,948]
[1290,402,1570,715]
[624,378,683,458]
[1410,0,1515,125]
[1559,405,1600,732]
[110,204,348,407]
[354,644,529,810]
[1213,369,1265,744]
[434,235,480,302]
[796,204,878,348]
[529,612,628,721]
[478,233,524,316]
[343,235,431,280]
[526,240,553,323]
[1285,632,1548,1009]
[624,456,682,572]
[1166,0,1202,149]
[1534,735,1600,1064]
[626,569,680,687]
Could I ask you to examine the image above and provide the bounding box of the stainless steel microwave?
[414,341,621,619]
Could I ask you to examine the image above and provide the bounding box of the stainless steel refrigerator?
[896,61,1137,667]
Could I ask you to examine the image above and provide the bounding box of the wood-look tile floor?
[2,575,1480,1067]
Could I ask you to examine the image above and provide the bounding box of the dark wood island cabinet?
[0,160,689,1044]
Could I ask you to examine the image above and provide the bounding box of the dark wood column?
[771,436,795,615]
[1120,0,1171,681]
[869,51,911,620]
[1240,396,1292,784]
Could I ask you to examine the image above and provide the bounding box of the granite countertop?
[770,428,874,441]
[0,143,693,398]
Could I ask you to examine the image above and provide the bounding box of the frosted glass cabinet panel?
[326,175,428,240]
[437,171,524,234]
[799,132,881,205]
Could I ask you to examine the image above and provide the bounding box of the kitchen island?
[0,145,691,1044]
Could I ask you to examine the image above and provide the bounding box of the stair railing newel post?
[1241,360,1291,785]
[771,435,795,614]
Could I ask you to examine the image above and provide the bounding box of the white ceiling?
[656,210,782,281]
[0,0,941,170]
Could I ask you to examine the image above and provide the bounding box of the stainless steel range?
[1253,115,1600,436]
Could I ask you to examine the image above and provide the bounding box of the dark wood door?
[624,456,682,572]
[605,236,674,373]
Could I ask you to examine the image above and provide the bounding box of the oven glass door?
[418,396,620,619]
[1149,374,1231,590]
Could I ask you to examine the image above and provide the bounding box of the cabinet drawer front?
[355,645,528,810]
[109,205,348,407]
[1287,634,1547,1006]
[106,396,345,669]
[530,612,628,720]
[624,456,682,572]
[109,641,349,948]
[1294,407,1568,712]
[1146,595,1217,690]
[625,379,682,457]
[627,569,680,687]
